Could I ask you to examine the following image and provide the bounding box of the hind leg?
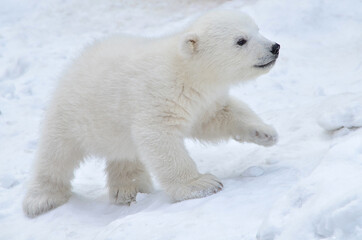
[106,158,153,205]
[23,137,83,218]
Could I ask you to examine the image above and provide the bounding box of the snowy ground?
[1,0,362,239]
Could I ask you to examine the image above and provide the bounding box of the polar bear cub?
[23,10,280,217]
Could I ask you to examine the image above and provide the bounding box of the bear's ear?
[180,33,199,57]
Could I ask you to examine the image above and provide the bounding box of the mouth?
[254,59,276,68]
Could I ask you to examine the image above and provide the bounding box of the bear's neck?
[176,57,230,103]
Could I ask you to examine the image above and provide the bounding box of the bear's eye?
[237,38,247,46]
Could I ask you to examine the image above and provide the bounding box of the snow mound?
[318,94,362,131]
[241,166,265,177]
[257,129,362,240]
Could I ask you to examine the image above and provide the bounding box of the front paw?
[249,124,278,147]
[235,124,278,147]
[166,173,223,202]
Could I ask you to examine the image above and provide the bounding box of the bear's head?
[180,10,280,83]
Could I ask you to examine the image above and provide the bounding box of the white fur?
[23,10,279,217]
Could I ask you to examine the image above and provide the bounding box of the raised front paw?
[235,124,278,147]
[249,124,278,147]
[166,173,223,202]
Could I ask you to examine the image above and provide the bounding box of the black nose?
[271,43,280,55]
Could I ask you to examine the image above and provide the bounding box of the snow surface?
[0,0,362,239]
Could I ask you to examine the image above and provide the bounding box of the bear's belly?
[81,122,138,160]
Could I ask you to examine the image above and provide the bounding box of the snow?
[0,0,361,239]
[257,130,362,240]
[318,93,362,131]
